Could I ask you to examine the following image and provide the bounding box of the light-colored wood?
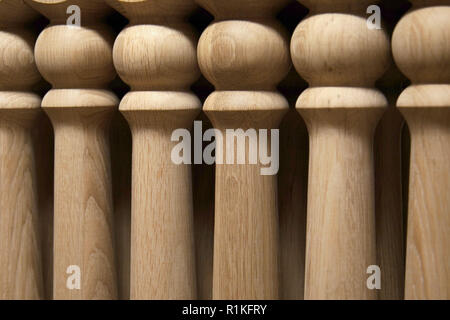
[292,0,390,299]
[0,1,44,300]
[27,0,118,299]
[393,1,450,299]
[197,0,291,300]
[107,0,200,299]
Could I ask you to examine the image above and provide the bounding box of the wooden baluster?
[197,0,291,299]
[106,0,200,299]
[292,0,390,299]
[392,0,450,300]
[27,0,118,299]
[0,0,44,300]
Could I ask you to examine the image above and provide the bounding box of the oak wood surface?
[27,0,119,299]
[393,0,450,299]
[292,0,390,299]
[107,0,200,299]
[197,0,291,299]
[0,0,44,300]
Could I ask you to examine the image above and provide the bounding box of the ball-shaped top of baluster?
[113,23,200,91]
[392,3,450,84]
[110,0,200,91]
[197,18,291,90]
[27,0,116,89]
[291,2,390,87]
[0,1,41,90]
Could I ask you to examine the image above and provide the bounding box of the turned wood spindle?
[291,0,391,299]
[0,0,44,300]
[392,0,450,300]
[106,0,200,299]
[26,0,118,299]
[197,0,291,299]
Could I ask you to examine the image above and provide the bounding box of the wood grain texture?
[197,0,291,299]
[399,100,450,300]
[292,0,390,299]
[27,0,119,299]
[0,1,44,300]
[107,0,200,299]
[393,1,450,299]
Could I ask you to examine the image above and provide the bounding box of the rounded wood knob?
[197,20,290,90]
[393,2,450,84]
[107,0,200,300]
[0,30,40,90]
[29,1,115,89]
[197,0,290,300]
[392,0,450,300]
[0,0,44,300]
[292,0,390,299]
[26,0,119,299]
